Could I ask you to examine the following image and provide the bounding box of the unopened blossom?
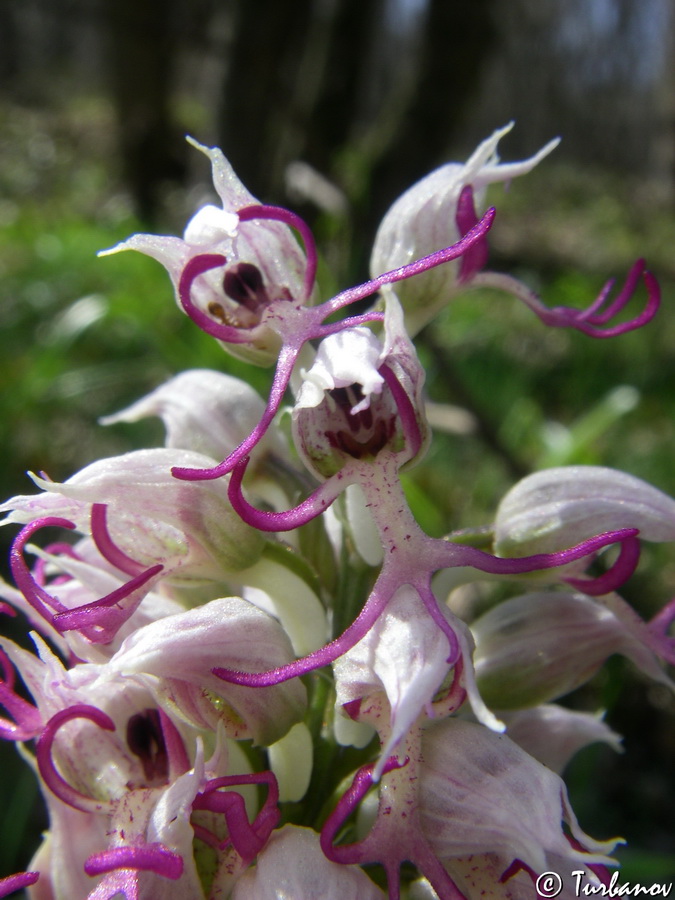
[494,465,675,557]
[472,590,675,709]
[502,705,623,774]
[107,596,307,745]
[101,369,289,470]
[420,719,617,882]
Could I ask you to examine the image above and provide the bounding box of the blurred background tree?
[1,0,674,887]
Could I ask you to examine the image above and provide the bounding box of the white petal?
[296,328,385,410]
[231,825,386,899]
[183,204,238,245]
[267,722,313,802]
[495,465,675,556]
[335,585,452,772]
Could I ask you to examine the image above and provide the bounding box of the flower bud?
[101,369,287,467]
[472,591,674,709]
[494,465,675,558]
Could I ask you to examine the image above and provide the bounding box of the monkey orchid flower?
[370,122,659,338]
[1,449,265,583]
[101,137,315,368]
[320,718,617,900]
[370,122,559,333]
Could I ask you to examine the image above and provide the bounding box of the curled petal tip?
[238,203,317,302]
[51,563,163,643]
[37,706,116,814]
[178,253,253,343]
[0,871,40,898]
[227,456,345,532]
[84,845,184,880]
[549,259,660,338]
[565,533,641,596]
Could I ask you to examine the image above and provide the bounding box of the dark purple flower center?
[126,709,169,786]
[223,262,270,312]
[203,262,275,329]
[325,384,396,461]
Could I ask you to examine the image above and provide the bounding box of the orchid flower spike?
[216,302,643,759]
[102,137,495,485]
[2,120,668,900]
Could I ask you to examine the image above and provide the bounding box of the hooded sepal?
[231,825,386,899]
[370,124,559,334]
[2,449,264,582]
[494,465,675,558]
[101,369,288,469]
[472,590,675,709]
[502,705,623,774]
[419,718,619,877]
[109,596,307,746]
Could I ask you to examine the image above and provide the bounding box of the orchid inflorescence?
[0,123,671,900]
